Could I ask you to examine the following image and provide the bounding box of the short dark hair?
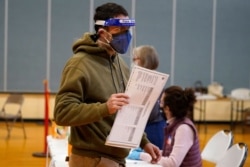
[93,2,129,32]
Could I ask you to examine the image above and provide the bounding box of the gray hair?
[133,45,159,70]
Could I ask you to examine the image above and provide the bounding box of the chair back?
[0,93,26,138]
[1,94,24,115]
[216,142,248,167]
[201,129,233,163]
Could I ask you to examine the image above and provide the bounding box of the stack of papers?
[106,65,169,149]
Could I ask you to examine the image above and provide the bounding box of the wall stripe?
[210,0,217,83]
[46,0,52,88]
[3,0,8,91]
[89,0,94,32]
[130,0,136,64]
[170,0,177,85]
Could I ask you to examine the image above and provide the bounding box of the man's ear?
[98,28,112,41]
[97,28,106,37]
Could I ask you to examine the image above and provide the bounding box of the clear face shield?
[95,18,136,62]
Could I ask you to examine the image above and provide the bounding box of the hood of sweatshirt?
[72,32,109,58]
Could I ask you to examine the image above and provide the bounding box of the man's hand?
[143,143,161,164]
[106,93,129,114]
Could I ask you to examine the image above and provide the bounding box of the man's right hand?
[106,93,129,114]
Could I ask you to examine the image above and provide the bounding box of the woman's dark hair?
[93,3,129,32]
[163,86,196,119]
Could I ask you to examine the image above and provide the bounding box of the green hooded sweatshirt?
[54,32,150,165]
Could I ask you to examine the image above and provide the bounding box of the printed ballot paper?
[105,65,169,148]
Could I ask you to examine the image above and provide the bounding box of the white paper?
[105,65,169,148]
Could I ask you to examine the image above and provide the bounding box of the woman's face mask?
[109,31,132,54]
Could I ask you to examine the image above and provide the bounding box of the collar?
[167,117,176,125]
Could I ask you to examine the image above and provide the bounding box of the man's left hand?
[143,143,161,164]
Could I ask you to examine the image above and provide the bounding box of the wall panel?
[215,0,250,93]
[174,0,213,88]
[0,0,249,94]
[50,0,90,91]
[0,0,5,90]
[135,0,172,87]
[7,0,47,92]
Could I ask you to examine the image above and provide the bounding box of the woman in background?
[158,86,202,167]
[133,45,166,149]
[127,45,166,162]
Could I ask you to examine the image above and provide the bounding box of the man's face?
[97,15,133,55]
[106,15,130,35]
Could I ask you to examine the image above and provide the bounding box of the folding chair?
[0,94,26,139]
[201,129,233,163]
[216,142,248,167]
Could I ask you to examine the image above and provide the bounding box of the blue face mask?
[109,31,132,54]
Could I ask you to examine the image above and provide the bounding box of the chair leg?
[5,119,11,139]
[20,118,27,139]
[238,101,244,133]
[4,117,27,139]
[8,118,18,139]
[241,112,245,134]
[235,111,238,124]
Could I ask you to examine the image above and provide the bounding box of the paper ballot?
[105,65,169,148]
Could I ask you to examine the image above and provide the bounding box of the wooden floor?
[0,122,249,167]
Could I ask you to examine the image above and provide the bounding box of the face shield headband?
[95,19,135,54]
[95,18,135,27]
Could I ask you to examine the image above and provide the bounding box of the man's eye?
[112,30,129,37]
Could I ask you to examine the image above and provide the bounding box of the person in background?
[158,86,202,167]
[127,45,166,162]
[133,45,166,149]
[53,3,160,167]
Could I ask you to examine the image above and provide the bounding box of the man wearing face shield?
[54,2,161,167]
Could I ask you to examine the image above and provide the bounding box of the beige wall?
[0,93,55,119]
[1,93,250,121]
